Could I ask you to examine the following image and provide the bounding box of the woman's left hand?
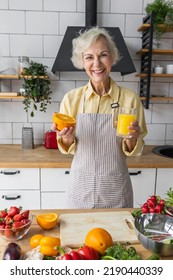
[127,120,140,139]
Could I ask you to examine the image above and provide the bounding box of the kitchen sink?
[152,145,173,158]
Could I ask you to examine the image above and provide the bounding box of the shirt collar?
[84,78,120,101]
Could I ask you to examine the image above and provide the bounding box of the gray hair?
[71,27,119,69]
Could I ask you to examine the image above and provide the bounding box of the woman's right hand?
[51,123,76,149]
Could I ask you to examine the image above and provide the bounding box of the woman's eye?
[85,56,92,60]
[101,53,108,57]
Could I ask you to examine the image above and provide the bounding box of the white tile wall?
[0,0,173,145]
[9,0,42,10]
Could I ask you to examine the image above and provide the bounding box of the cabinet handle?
[129,171,142,176]
[65,170,70,174]
[2,195,21,200]
[0,170,20,175]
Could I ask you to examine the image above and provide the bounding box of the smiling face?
[82,36,114,91]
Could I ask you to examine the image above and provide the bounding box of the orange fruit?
[30,234,44,248]
[85,227,113,255]
[40,236,60,256]
[52,112,76,131]
[36,213,58,230]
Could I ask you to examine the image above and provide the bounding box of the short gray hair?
[71,26,119,69]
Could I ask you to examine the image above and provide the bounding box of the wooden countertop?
[0,144,172,168]
[0,208,172,260]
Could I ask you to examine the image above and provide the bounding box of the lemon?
[36,213,58,230]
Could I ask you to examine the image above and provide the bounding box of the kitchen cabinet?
[129,168,156,207]
[155,168,173,199]
[136,12,173,109]
[0,168,40,209]
[40,168,71,209]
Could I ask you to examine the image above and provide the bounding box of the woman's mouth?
[92,69,105,74]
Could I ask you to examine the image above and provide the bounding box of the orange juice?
[117,113,136,137]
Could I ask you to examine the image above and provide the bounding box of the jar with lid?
[18,56,30,75]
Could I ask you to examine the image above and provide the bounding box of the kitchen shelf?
[136,73,173,77]
[140,96,173,101]
[137,49,173,55]
[137,23,173,32]
[136,12,173,109]
[0,74,48,99]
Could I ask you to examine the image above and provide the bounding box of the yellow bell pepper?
[40,236,60,256]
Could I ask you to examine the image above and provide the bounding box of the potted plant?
[20,61,52,117]
[145,0,173,48]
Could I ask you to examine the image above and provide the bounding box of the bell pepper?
[77,245,100,260]
[40,236,60,256]
[58,250,85,260]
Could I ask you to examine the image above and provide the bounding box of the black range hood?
[52,0,136,76]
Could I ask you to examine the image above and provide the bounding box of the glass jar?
[18,56,30,75]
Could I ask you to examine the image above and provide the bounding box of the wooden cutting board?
[59,211,139,248]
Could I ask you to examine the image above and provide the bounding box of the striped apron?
[66,90,133,209]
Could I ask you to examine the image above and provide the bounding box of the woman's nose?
[93,57,100,67]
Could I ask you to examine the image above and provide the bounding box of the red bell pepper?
[58,250,85,260]
[77,245,100,260]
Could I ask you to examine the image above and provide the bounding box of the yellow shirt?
[57,78,147,156]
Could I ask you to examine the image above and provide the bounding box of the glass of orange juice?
[116,107,137,138]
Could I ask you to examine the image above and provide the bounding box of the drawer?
[41,168,71,191]
[41,192,67,209]
[0,168,40,190]
[0,190,40,209]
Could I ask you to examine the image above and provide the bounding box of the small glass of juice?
[116,107,137,138]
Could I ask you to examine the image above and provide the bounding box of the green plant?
[20,61,52,117]
[145,0,173,48]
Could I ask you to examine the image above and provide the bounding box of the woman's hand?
[51,123,76,151]
[124,120,141,152]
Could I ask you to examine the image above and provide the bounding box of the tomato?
[77,245,100,260]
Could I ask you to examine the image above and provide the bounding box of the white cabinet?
[0,168,40,209]
[155,168,173,199]
[129,168,156,207]
[41,168,71,209]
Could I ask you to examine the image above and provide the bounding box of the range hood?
[52,0,136,76]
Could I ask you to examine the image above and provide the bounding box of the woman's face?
[82,37,113,85]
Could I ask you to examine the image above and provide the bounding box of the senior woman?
[52,27,147,209]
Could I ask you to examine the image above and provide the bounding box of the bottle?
[18,56,30,75]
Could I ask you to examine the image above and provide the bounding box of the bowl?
[0,212,33,241]
[134,213,173,256]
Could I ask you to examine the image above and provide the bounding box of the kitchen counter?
[0,144,172,168]
[0,208,172,260]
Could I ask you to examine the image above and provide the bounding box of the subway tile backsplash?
[0,0,173,145]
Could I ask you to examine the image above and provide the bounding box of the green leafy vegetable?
[101,243,141,260]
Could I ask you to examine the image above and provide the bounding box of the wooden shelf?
[0,74,48,79]
[0,74,18,79]
[136,73,173,78]
[140,96,173,101]
[137,49,173,55]
[0,96,23,99]
[137,23,173,32]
